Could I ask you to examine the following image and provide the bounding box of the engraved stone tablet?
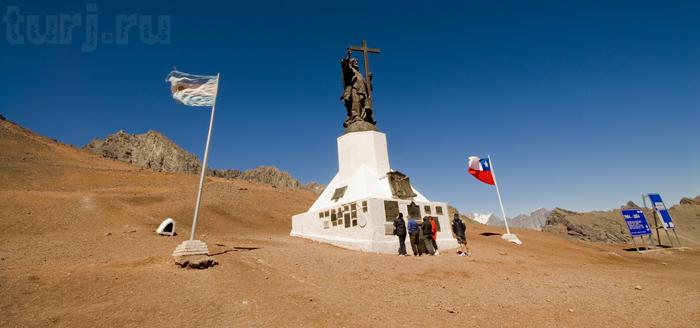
[408,202,421,219]
[331,186,347,201]
[387,171,417,199]
[436,206,443,215]
[384,200,399,222]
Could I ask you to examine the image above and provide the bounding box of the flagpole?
[488,154,512,236]
[189,73,220,241]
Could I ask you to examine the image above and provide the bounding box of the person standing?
[451,213,470,256]
[393,213,407,256]
[421,216,435,255]
[407,216,421,256]
[430,216,439,255]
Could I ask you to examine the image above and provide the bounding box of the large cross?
[347,39,381,81]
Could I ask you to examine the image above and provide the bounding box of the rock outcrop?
[84,130,201,174]
[680,195,700,206]
[447,206,472,223]
[211,166,324,193]
[622,201,641,209]
[303,182,326,194]
[542,207,630,243]
[85,130,324,193]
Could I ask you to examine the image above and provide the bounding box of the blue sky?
[1,0,698,216]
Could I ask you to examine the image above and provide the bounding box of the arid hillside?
[1,118,699,327]
[543,202,700,245]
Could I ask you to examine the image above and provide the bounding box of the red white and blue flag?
[468,156,495,185]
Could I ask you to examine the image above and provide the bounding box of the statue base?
[290,130,458,254]
[343,120,377,134]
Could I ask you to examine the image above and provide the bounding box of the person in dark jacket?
[451,212,470,256]
[407,217,421,256]
[393,213,407,256]
[421,216,435,255]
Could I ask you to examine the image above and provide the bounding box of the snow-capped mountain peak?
[470,212,498,225]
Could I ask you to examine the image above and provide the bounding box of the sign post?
[642,193,681,247]
[620,208,654,253]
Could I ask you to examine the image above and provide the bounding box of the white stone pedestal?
[172,240,209,257]
[290,131,458,254]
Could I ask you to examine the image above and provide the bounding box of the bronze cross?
[347,39,381,80]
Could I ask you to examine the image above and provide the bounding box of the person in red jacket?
[430,216,439,255]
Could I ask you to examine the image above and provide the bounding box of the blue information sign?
[648,193,675,229]
[621,209,652,237]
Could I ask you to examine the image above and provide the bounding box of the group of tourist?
[393,212,470,257]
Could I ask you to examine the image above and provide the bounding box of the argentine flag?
[166,70,219,107]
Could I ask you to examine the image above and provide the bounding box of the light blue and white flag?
[166,70,219,107]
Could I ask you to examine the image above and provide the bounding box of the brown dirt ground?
[1,119,699,327]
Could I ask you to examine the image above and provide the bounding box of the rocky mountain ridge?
[84,130,201,174]
[542,197,700,244]
[542,207,630,243]
[461,198,699,244]
[210,166,324,192]
[84,130,323,192]
[487,208,550,231]
[465,208,550,231]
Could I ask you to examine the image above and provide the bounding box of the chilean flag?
[468,156,495,185]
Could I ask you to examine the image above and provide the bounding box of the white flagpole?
[488,154,521,244]
[189,73,220,241]
[488,154,510,234]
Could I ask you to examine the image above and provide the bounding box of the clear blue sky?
[2,0,698,216]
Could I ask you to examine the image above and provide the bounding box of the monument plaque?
[344,213,351,228]
[387,171,418,199]
[407,202,421,219]
[331,186,347,201]
[384,200,400,222]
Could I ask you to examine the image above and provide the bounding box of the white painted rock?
[156,218,175,236]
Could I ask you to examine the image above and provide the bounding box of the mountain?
[84,130,323,193]
[211,166,324,192]
[465,209,549,231]
[542,198,700,244]
[542,207,629,243]
[467,212,497,225]
[84,130,201,174]
[680,195,700,205]
[504,208,550,230]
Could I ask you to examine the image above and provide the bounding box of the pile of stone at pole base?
[172,239,218,269]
